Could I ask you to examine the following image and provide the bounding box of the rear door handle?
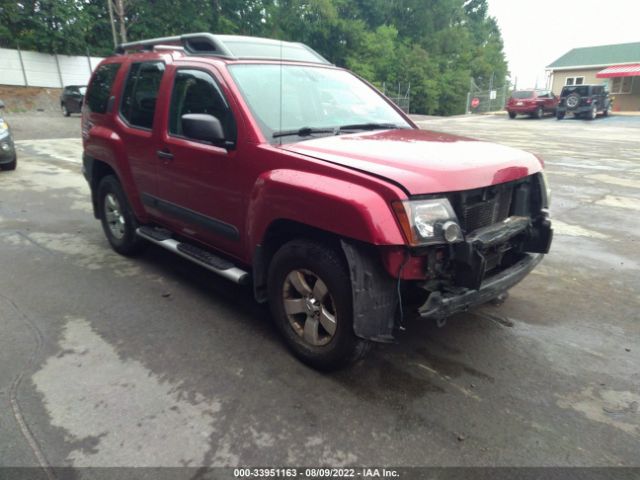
[157,149,174,161]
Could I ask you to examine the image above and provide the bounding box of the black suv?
[556,84,611,120]
[60,85,86,117]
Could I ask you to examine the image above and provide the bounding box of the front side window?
[228,64,411,142]
[120,61,165,129]
[168,69,236,143]
[86,63,121,114]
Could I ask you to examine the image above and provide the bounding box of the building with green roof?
[546,42,640,111]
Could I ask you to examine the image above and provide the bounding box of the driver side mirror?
[182,113,226,145]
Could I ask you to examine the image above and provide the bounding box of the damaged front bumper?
[418,252,544,320]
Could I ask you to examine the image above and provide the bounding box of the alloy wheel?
[104,193,126,240]
[282,269,337,347]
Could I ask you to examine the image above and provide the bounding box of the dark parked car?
[556,85,612,120]
[82,33,552,369]
[506,89,559,119]
[60,85,87,116]
[0,100,17,171]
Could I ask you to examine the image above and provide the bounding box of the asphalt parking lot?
[0,112,639,471]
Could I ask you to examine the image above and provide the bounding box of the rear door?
[116,60,166,219]
[153,64,245,256]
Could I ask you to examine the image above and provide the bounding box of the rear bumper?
[558,105,591,113]
[507,106,539,114]
[418,253,544,320]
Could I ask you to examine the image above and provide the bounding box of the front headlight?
[392,198,464,246]
[0,121,8,136]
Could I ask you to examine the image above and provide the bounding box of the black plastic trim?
[419,253,544,321]
[140,193,240,241]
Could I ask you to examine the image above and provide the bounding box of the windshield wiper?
[273,127,337,139]
[338,122,403,131]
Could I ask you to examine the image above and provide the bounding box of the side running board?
[136,226,249,285]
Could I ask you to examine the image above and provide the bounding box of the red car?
[506,89,559,119]
[82,33,552,369]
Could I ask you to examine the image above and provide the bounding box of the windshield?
[228,64,411,142]
[511,91,534,99]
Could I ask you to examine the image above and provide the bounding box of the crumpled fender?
[246,169,406,251]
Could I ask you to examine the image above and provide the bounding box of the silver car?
[0,101,17,171]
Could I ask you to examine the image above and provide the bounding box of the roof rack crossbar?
[116,33,235,58]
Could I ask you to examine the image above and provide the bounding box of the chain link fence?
[466,84,510,114]
[382,82,411,113]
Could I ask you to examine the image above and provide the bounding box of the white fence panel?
[0,48,26,86]
[58,54,92,86]
[0,48,104,89]
[90,57,103,71]
[21,50,61,88]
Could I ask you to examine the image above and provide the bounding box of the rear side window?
[168,69,237,143]
[562,85,589,97]
[86,63,121,114]
[120,61,165,129]
[512,91,534,99]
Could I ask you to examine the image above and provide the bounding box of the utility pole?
[107,0,118,48]
[115,0,127,44]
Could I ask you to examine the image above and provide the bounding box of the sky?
[487,0,640,89]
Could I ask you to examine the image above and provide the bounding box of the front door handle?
[157,149,174,161]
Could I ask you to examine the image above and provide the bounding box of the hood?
[280,129,543,195]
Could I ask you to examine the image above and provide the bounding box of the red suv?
[82,33,552,369]
[506,89,559,119]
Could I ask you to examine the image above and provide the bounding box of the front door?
[153,66,244,257]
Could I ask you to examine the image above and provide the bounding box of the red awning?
[596,64,640,78]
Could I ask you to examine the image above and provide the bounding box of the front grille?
[450,181,521,233]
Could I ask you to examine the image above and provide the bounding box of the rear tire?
[588,104,597,120]
[97,175,146,256]
[556,111,565,120]
[535,106,544,119]
[508,111,516,119]
[267,239,370,370]
[62,104,70,117]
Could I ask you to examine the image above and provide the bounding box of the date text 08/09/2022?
[233,468,400,478]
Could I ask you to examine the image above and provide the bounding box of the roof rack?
[116,33,235,57]
[115,32,331,65]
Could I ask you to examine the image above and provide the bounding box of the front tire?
[97,175,146,256]
[267,239,370,370]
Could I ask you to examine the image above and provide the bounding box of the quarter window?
[120,61,165,129]
[86,63,121,114]
[168,69,236,143]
